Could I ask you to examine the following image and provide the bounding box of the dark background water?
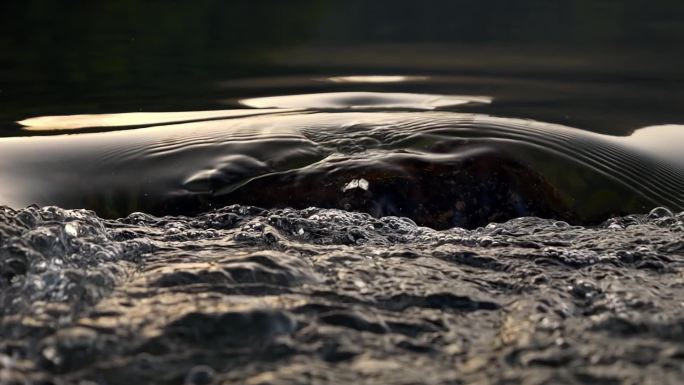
[2,0,684,135]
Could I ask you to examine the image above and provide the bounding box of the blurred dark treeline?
[2,0,684,117]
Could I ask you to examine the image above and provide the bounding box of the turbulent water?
[1,204,683,385]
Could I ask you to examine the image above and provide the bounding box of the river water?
[1,1,684,384]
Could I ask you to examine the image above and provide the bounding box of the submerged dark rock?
[173,146,576,229]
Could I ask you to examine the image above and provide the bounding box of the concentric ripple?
[239,92,491,110]
[3,92,683,229]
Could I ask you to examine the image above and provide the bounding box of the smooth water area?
[1,88,682,229]
[2,1,684,384]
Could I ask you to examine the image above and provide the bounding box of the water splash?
[1,204,682,383]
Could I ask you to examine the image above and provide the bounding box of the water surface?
[2,1,684,384]
[2,89,683,228]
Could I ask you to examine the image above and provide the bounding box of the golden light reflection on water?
[18,109,292,131]
[622,124,684,166]
[240,92,492,110]
[17,91,492,132]
[324,75,429,83]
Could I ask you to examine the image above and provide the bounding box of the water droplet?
[342,178,370,192]
[648,207,674,219]
[64,223,78,237]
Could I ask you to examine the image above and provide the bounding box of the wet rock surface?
[1,204,684,384]
[188,146,577,230]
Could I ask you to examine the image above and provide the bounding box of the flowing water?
[1,1,684,384]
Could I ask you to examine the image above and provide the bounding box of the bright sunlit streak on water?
[324,75,429,83]
[622,124,684,167]
[17,109,294,131]
[239,92,492,110]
